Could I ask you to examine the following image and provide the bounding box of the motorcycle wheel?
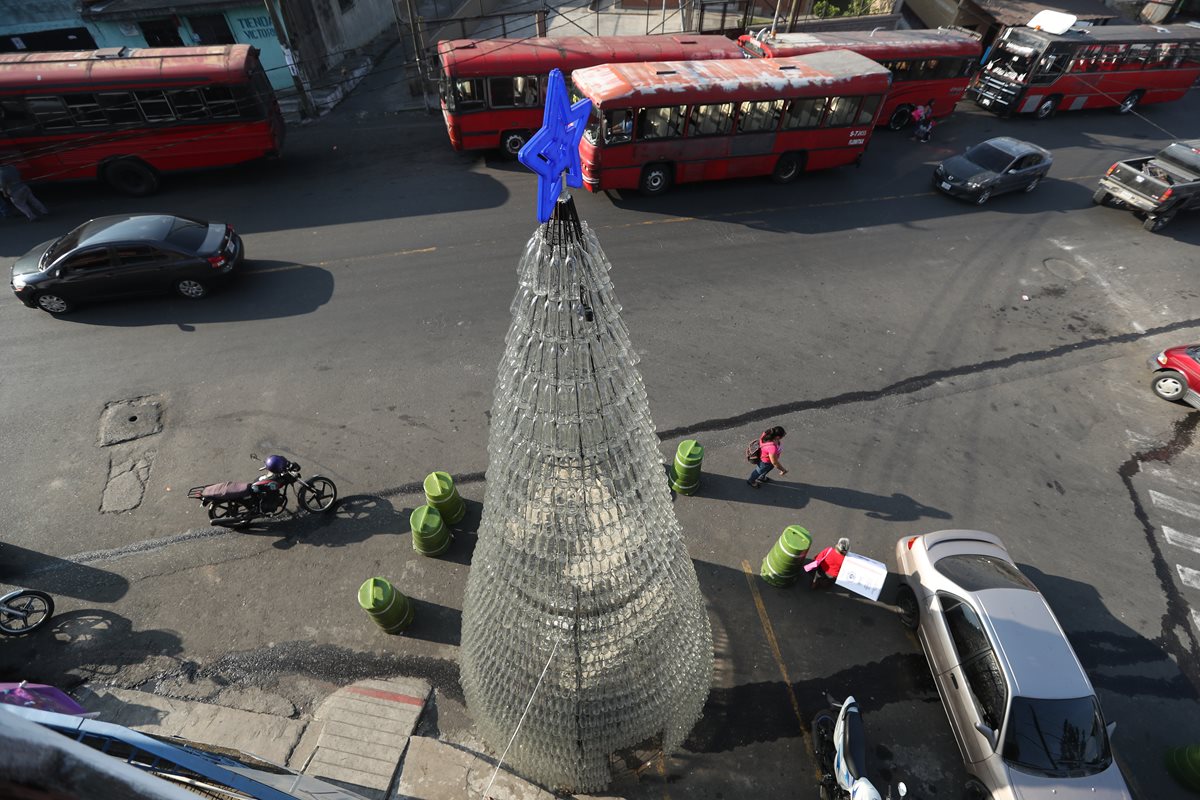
[812,710,836,762]
[0,590,54,636]
[299,477,338,513]
[208,500,250,528]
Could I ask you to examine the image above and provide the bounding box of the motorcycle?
[813,693,907,800]
[0,589,54,636]
[188,454,338,528]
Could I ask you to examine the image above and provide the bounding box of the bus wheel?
[887,106,912,130]
[500,130,531,159]
[103,159,159,196]
[639,164,672,197]
[1033,96,1059,120]
[1117,90,1143,114]
[771,153,803,184]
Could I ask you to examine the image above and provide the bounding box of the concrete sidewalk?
[77,678,615,800]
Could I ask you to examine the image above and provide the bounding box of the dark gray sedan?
[933,137,1053,205]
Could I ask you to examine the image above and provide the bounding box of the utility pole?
[265,0,315,118]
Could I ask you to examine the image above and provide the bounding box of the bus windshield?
[987,30,1046,80]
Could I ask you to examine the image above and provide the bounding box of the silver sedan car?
[894,530,1132,800]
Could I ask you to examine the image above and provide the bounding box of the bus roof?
[0,45,256,91]
[572,50,891,108]
[436,35,743,78]
[740,28,981,60]
[1014,22,1200,45]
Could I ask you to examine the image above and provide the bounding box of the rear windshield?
[965,143,1014,173]
[934,554,1037,592]
[165,218,209,250]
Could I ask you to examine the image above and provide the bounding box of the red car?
[1150,345,1200,408]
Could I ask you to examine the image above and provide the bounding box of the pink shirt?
[760,439,780,461]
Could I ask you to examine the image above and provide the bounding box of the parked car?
[933,137,1052,205]
[1094,139,1200,232]
[894,530,1132,800]
[9,214,243,314]
[1150,345,1200,408]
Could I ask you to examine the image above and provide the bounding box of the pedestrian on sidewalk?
[806,537,850,589]
[747,426,788,488]
[1,164,48,222]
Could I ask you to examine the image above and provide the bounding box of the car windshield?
[164,217,208,251]
[986,30,1044,80]
[935,555,1038,592]
[1002,696,1111,777]
[965,143,1013,173]
[44,219,113,264]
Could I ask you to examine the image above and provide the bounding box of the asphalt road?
[2,84,1199,800]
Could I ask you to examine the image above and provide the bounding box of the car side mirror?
[975,722,998,749]
[1106,721,1117,738]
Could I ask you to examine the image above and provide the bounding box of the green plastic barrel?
[410,504,452,556]
[423,471,465,525]
[760,525,813,587]
[1166,745,1200,792]
[669,440,704,496]
[357,577,414,633]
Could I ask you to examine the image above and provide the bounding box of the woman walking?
[748,426,788,488]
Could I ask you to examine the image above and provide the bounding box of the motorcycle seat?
[202,482,252,500]
[840,706,867,781]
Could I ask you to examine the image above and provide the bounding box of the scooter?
[812,694,907,800]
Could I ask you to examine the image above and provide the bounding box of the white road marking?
[1150,490,1200,522]
[1164,526,1200,556]
[1179,564,1200,590]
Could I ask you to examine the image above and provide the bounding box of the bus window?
[604,109,633,145]
[0,100,37,135]
[170,89,209,119]
[65,95,108,127]
[452,78,485,112]
[27,96,72,130]
[737,99,783,133]
[1179,42,1200,67]
[855,96,881,125]
[687,102,733,137]
[824,95,860,127]
[98,92,142,125]
[201,86,240,118]
[1031,50,1069,84]
[1125,43,1152,69]
[887,60,913,80]
[782,97,827,130]
[135,90,174,122]
[638,105,685,139]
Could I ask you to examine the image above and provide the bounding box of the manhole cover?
[99,395,163,446]
[1043,258,1085,282]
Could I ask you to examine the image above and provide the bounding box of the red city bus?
[969,23,1200,118]
[574,50,891,196]
[0,45,284,195]
[737,28,981,129]
[436,35,743,156]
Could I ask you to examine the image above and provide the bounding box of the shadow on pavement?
[0,544,129,603]
[692,471,952,522]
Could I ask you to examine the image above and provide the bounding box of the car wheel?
[964,779,993,800]
[896,585,919,630]
[1152,370,1187,401]
[1034,96,1059,119]
[1092,188,1110,206]
[500,130,531,159]
[1143,212,1174,233]
[1117,90,1143,114]
[639,163,672,197]
[176,279,208,299]
[35,293,73,314]
[1024,176,1041,192]
[887,106,913,130]
[974,188,992,205]
[771,152,803,184]
[102,158,159,196]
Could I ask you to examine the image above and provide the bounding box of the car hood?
[940,155,995,184]
[11,239,57,277]
[1008,760,1131,800]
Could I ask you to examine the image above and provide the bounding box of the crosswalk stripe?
[1180,564,1200,590]
[1164,526,1200,556]
[1150,490,1200,522]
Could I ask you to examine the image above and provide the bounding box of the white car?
[895,530,1132,800]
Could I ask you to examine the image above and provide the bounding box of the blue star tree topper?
[518,68,592,223]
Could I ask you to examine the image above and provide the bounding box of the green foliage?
[811,0,879,16]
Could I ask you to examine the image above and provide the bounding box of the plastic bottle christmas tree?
[459,70,713,791]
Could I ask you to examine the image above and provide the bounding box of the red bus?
[969,23,1200,118]
[737,28,981,129]
[574,50,891,196]
[0,45,284,195]
[436,35,743,156]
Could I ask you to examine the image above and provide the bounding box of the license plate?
[225,241,236,254]
[940,181,951,191]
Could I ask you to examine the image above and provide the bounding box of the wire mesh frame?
[460,195,713,791]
